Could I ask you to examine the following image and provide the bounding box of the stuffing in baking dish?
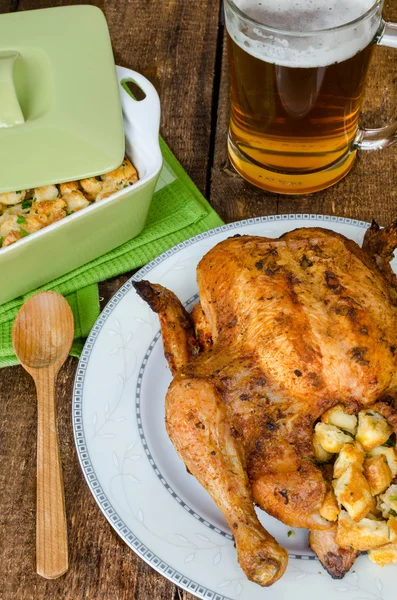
[0,156,138,248]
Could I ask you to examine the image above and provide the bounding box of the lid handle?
[0,51,25,128]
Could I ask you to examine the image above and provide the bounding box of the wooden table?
[1,1,397,598]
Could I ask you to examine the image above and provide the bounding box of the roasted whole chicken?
[133,223,397,587]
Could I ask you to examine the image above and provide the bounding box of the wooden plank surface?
[2,0,397,599]
[0,0,17,10]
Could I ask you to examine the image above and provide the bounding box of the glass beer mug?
[225,0,397,194]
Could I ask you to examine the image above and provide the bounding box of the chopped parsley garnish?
[21,199,32,210]
[19,228,29,237]
[17,216,26,224]
[389,495,397,502]
[389,508,397,517]
[0,236,3,247]
[344,430,354,438]
[384,437,396,447]
[287,531,295,538]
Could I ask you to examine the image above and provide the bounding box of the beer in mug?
[225,0,397,194]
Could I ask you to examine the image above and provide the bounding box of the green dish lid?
[0,5,124,194]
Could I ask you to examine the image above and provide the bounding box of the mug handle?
[356,22,397,150]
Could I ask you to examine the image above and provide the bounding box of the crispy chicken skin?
[309,527,360,579]
[133,223,397,586]
[133,280,199,375]
[190,302,213,351]
[363,219,397,298]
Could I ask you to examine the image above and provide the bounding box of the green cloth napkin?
[0,139,223,367]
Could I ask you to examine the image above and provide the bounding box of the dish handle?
[116,66,161,148]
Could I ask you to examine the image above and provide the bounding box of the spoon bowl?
[12,291,74,579]
[13,291,74,370]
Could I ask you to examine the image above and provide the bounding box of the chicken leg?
[167,374,288,585]
[133,280,288,585]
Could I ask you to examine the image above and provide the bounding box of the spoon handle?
[35,367,68,579]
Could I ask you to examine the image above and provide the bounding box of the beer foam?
[227,0,380,67]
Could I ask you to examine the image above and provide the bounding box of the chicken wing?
[133,280,199,375]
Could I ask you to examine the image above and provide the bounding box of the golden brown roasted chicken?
[133,222,397,587]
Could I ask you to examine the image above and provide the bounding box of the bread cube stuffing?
[336,510,390,551]
[315,404,397,571]
[333,464,374,521]
[364,455,393,496]
[313,431,333,462]
[33,185,59,202]
[368,543,397,566]
[0,190,26,206]
[388,515,397,542]
[319,486,340,522]
[321,404,357,435]
[356,410,393,450]
[366,510,383,520]
[62,191,90,213]
[368,446,397,478]
[0,156,138,250]
[379,484,397,518]
[333,441,364,479]
[314,423,353,453]
[0,214,19,237]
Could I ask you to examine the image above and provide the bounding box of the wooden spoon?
[12,291,74,579]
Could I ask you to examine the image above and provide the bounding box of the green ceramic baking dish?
[0,66,162,305]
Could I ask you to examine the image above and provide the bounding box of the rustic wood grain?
[104,0,222,195]
[0,1,220,599]
[210,0,397,225]
[0,0,17,11]
[3,0,397,599]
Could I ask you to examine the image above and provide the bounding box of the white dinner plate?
[73,214,397,600]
